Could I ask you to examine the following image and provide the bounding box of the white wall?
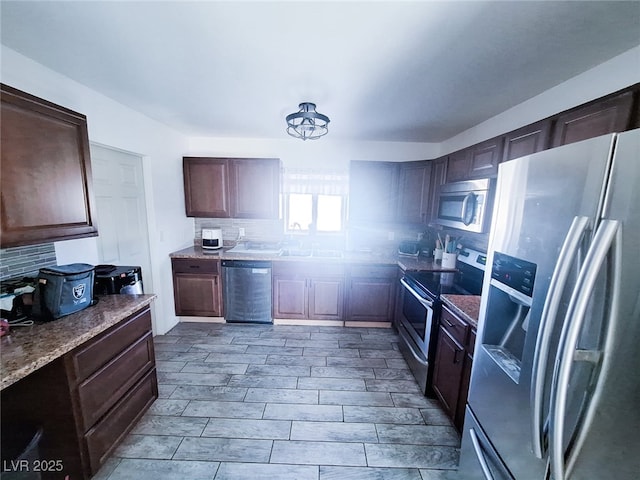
[1,46,192,335]
[440,45,640,155]
[188,136,439,170]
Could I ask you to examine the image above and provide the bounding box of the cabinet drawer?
[70,307,152,383]
[441,307,470,346]
[171,258,220,274]
[349,265,397,279]
[77,333,155,431]
[85,368,157,475]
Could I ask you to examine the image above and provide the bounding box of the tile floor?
[92,322,460,480]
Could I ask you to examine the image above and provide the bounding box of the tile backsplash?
[194,218,285,245]
[0,243,57,281]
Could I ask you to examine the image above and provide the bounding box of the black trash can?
[0,424,43,480]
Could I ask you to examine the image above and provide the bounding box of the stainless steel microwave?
[435,178,494,233]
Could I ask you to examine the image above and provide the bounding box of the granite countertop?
[441,294,481,328]
[170,245,456,272]
[0,294,156,390]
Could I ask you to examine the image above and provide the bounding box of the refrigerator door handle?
[530,215,590,459]
[469,428,496,480]
[549,219,620,480]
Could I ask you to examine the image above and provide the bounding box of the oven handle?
[400,277,434,309]
[397,323,429,367]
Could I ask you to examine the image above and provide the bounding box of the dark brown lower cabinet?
[0,307,157,479]
[272,262,345,321]
[346,265,397,323]
[432,305,476,431]
[432,327,465,414]
[171,258,223,316]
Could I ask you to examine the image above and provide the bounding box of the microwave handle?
[461,192,477,225]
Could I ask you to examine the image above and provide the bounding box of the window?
[283,169,348,234]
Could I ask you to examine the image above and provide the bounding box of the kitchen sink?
[279,249,343,259]
[312,249,344,258]
[280,249,313,257]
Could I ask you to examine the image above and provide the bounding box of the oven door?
[397,277,437,395]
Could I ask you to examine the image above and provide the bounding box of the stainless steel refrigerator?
[458,129,640,480]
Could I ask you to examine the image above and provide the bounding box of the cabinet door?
[272,276,308,319]
[173,274,222,316]
[432,327,465,416]
[397,161,432,224]
[445,148,471,183]
[183,157,231,217]
[428,157,448,221]
[503,120,552,162]
[346,266,397,323]
[309,276,344,320]
[551,91,634,147]
[468,136,503,179]
[1,84,98,247]
[229,158,280,219]
[349,161,399,223]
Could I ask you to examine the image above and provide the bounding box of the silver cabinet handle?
[549,219,620,480]
[400,277,434,308]
[530,215,590,458]
[469,428,496,480]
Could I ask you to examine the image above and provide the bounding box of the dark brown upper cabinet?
[229,158,281,219]
[183,157,280,219]
[551,91,634,147]
[1,84,98,247]
[502,120,552,162]
[446,137,503,183]
[349,161,399,224]
[183,157,231,217]
[349,160,433,226]
[468,136,503,178]
[397,161,433,224]
[445,148,472,183]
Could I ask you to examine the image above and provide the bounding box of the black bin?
[0,424,42,480]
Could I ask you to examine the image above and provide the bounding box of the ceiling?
[1,1,639,143]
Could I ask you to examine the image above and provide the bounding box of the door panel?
[91,145,152,293]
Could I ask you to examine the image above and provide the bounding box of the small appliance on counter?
[94,265,143,295]
[398,240,420,257]
[202,227,223,250]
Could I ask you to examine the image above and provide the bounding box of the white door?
[91,144,152,292]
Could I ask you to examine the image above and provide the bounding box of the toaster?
[202,228,223,250]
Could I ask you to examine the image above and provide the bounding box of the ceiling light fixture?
[285,102,330,141]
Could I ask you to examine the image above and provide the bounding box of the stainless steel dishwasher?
[221,260,272,323]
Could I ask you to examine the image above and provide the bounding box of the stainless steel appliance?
[397,248,486,395]
[94,265,143,295]
[459,129,640,480]
[202,228,223,250]
[222,259,272,323]
[435,178,494,233]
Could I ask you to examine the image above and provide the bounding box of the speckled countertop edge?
[170,245,457,272]
[441,294,481,328]
[1,294,156,390]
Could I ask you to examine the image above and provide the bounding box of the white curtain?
[282,168,349,195]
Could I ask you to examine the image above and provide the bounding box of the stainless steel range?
[397,247,486,396]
